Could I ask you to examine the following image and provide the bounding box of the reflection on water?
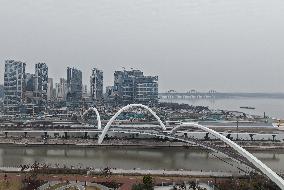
[0,146,283,173]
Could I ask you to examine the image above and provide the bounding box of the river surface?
[161,98,284,119]
[0,146,283,173]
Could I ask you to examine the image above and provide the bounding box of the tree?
[226,134,232,140]
[132,184,144,190]
[189,181,197,190]
[272,134,277,142]
[132,175,154,190]
[249,134,255,141]
[204,133,210,140]
[143,174,154,189]
[180,182,186,190]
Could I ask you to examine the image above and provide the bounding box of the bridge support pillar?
[5,132,8,138]
[24,132,27,138]
[64,132,68,139]
[84,132,88,139]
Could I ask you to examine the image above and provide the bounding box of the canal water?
[161,97,284,119]
[0,146,283,173]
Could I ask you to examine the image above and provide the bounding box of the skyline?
[1,60,284,94]
[0,0,284,92]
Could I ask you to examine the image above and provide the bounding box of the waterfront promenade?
[1,136,284,151]
[0,166,236,178]
[88,168,237,177]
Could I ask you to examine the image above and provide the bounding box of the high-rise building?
[105,86,114,97]
[67,67,82,101]
[134,76,158,104]
[114,70,142,104]
[113,69,158,105]
[0,84,4,99]
[82,84,89,97]
[25,73,35,92]
[34,63,48,107]
[0,84,3,112]
[24,73,36,105]
[47,78,54,101]
[4,60,26,113]
[23,73,40,114]
[90,68,103,102]
[83,85,88,94]
[55,78,67,101]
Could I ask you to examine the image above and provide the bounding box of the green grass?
[46,183,66,190]
[0,180,23,190]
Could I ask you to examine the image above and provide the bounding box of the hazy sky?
[0,0,284,92]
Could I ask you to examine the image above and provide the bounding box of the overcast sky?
[0,0,284,93]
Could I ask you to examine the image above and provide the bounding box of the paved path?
[88,168,236,177]
[155,183,213,190]
[0,166,238,177]
[56,182,85,190]
[38,181,61,190]
[38,181,86,190]
[87,182,110,190]
[37,181,113,190]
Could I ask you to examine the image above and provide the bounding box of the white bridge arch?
[98,104,166,144]
[96,104,284,188]
[170,122,284,189]
[82,107,102,130]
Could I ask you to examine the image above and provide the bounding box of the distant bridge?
[159,92,284,99]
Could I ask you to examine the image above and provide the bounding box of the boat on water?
[240,106,255,110]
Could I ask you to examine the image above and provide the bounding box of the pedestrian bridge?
[98,104,284,189]
[1,104,284,189]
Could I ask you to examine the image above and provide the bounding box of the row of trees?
[132,175,154,190]
[131,175,209,190]
[202,132,279,142]
[217,173,281,190]
[131,174,281,190]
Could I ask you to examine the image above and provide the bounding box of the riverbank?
[0,167,238,178]
[1,140,284,152]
